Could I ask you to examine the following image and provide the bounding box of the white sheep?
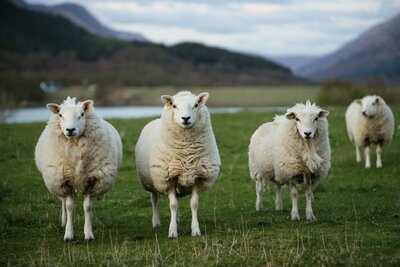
[135,91,220,238]
[345,95,394,168]
[249,100,331,220]
[35,96,122,241]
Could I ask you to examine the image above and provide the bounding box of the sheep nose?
[304,132,312,137]
[182,116,191,123]
[362,111,367,116]
[66,128,76,134]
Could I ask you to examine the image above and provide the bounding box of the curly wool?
[35,109,122,197]
[135,101,220,197]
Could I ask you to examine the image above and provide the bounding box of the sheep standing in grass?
[249,100,330,220]
[345,95,394,168]
[35,97,122,241]
[135,91,220,238]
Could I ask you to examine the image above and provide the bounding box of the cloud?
[26,0,400,56]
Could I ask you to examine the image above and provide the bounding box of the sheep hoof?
[64,237,74,243]
[152,218,161,228]
[291,212,300,221]
[192,228,201,237]
[306,213,316,221]
[85,237,95,242]
[168,232,178,239]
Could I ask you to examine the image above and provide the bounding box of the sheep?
[135,91,220,238]
[345,95,394,168]
[249,100,331,220]
[35,96,122,241]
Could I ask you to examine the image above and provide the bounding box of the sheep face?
[358,96,380,118]
[161,92,209,129]
[286,101,329,140]
[46,97,93,138]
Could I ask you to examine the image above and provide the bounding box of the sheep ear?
[197,92,209,106]
[355,99,362,105]
[286,112,296,120]
[46,103,60,114]
[319,110,329,117]
[161,95,173,107]
[83,100,94,112]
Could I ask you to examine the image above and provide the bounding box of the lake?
[3,106,289,124]
[3,106,244,124]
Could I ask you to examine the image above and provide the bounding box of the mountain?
[299,13,400,84]
[0,0,307,105]
[11,0,147,42]
[268,55,317,73]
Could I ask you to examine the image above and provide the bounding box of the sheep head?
[357,95,382,118]
[161,91,209,129]
[46,96,93,138]
[285,100,329,140]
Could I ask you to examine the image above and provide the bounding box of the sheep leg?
[64,195,74,242]
[83,194,94,241]
[275,184,283,211]
[304,180,316,221]
[190,188,201,236]
[376,144,382,168]
[61,198,66,227]
[364,146,371,168]
[168,191,178,238]
[255,180,264,211]
[356,146,361,162]
[290,184,300,220]
[151,192,161,227]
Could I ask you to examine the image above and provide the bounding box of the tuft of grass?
[0,106,399,266]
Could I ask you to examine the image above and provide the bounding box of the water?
[4,106,244,124]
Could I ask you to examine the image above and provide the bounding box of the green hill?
[0,0,307,106]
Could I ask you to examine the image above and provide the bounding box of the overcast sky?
[27,0,400,57]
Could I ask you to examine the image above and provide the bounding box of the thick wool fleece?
[345,99,394,147]
[35,110,122,197]
[249,115,330,186]
[135,104,220,197]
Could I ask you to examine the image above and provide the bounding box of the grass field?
[47,86,319,107]
[0,106,399,266]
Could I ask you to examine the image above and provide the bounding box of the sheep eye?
[194,103,199,108]
[81,112,84,117]
[172,104,176,109]
[314,117,318,122]
[59,114,62,118]
[295,118,300,122]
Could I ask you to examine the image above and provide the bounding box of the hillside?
[299,13,400,84]
[11,0,147,42]
[269,55,317,73]
[0,0,307,106]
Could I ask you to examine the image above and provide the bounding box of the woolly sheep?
[35,97,122,241]
[135,91,220,238]
[249,100,331,220]
[345,95,394,168]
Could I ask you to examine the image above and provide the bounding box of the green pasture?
[0,106,399,266]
